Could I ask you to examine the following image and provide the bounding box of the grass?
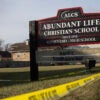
[0,64,100,99]
[61,79,100,100]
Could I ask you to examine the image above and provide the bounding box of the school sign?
[38,7,100,46]
[29,7,100,81]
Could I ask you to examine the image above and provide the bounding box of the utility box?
[85,59,96,69]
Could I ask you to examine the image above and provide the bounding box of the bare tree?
[0,39,4,51]
[5,43,11,51]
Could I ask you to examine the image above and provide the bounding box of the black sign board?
[38,7,100,46]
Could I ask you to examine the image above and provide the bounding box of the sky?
[0,0,100,46]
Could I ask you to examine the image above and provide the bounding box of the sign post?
[29,21,39,81]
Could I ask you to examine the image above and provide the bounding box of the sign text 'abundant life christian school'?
[37,7,100,46]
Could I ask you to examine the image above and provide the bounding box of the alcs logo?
[61,11,79,19]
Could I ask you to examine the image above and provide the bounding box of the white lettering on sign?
[42,19,100,31]
[47,37,96,44]
[61,11,79,19]
[40,18,100,37]
[42,21,81,30]
[83,19,100,26]
[43,27,99,37]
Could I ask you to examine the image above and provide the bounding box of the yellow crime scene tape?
[3,73,100,100]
